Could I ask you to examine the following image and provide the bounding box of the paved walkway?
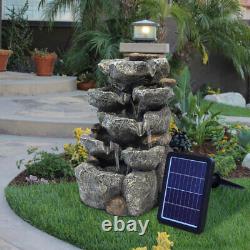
[0,91,97,138]
[0,71,77,96]
[0,135,80,250]
[220,115,250,126]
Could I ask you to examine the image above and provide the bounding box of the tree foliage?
[171,0,250,79]
[38,0,169,77]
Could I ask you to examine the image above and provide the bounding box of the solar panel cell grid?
[158,153,214,233]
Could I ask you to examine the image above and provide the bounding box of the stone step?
[0,91,98,138]
[0,71,77,96]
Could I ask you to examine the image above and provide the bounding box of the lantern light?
[132,20,159,42]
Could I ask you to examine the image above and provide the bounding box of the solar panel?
[158,152,214,234]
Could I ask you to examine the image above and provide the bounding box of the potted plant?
[0,49,13,72]
[32,48,57,76]
[77,72,96,91]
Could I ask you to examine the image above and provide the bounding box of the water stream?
[144,120,152,149]
[110,141,120,172]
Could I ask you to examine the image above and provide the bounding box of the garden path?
[0,135,80,250]
[220,115,250,126]
[0,72,97,138]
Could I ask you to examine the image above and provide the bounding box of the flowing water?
[144,120,152,149]
[110,141,120,172]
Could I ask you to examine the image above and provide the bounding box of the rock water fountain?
[75,57,175,216]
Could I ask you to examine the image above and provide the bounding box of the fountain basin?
[98,106,171,145]
[98,58,170,91]
[133,86,174,113]
[99,113,143,144]
[121,146,166,171]
[88,88,130,112]
[81,136,118,164]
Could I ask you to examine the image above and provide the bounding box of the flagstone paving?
[0,91,97,137]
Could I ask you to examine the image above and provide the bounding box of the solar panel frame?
[158,152,214,234]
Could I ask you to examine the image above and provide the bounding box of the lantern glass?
[132,20,158,42]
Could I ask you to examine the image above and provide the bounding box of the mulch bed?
[9,170,76,186]
[191,142,250,179]
[10,164,250,188]
[9,141,250,187]
[229,166,250,178]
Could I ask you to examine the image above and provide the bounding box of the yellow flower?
[74,128,84,142]
[220,149,226,153]
[202,45,209,65]
[64,144,70,150]
[133,232,173,250]
[74,127,91,142]
[153,232,174,250]
[208,153,215,158]
[169,118,179,133]
[83,128,91,135]
[235,124,243,129]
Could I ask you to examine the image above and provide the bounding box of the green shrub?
[214,155,236,177]
[17,148,74,180]
[3,1,33,72]
[173,67,221,146]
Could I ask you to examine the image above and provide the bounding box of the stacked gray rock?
[75,58,175,216]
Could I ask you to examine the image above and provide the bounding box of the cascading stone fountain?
[75,57,175,216]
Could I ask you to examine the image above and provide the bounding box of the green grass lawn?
[205,101,250,117]
[5,179,250,250]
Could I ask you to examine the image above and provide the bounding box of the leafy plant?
[186,102,221,146]
[17,148,74,180]
[32,48,56,57]
[205,86,221,96]
[214,155,236,177]
[2,1,33,72]
[173,67,221,146]
[172,66,192,115]
[215,133,246,163]
[64,128,90,167]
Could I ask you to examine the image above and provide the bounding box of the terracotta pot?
[33,53,57,76]
[77,81,96,91]
[0,50,13,72]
